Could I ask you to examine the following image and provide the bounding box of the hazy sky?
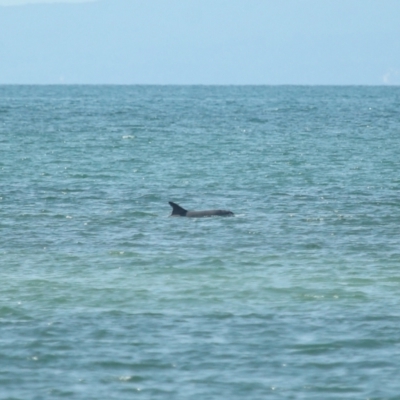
[0,0,399,84]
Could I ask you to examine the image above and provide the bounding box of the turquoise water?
[1,85,400,399]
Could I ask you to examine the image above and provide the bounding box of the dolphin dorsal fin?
[169,201,187,216]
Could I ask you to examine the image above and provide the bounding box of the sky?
[0,0,399,85]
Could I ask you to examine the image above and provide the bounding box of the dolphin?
[169,201,234,218]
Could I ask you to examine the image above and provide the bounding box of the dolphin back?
[186,209,234,217]
[168,201,233,218]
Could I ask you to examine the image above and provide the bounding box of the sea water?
[1,85,400,399]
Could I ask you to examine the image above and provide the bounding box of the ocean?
[1,85,400,399]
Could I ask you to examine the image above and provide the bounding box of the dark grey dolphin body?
[169,201,234,218]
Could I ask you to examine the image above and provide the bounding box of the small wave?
[127,211,157,218]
